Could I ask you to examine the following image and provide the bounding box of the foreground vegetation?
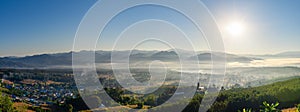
[183,78,300,112]
[65,78,300,112]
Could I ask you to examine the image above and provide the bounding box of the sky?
[1,0,300,56]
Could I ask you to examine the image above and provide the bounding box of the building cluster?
[0,72,78,106]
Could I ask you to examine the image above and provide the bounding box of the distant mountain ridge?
[0,49,264,68]
[251,51,300,58]
[275,51,300,58]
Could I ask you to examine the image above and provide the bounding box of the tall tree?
[0,92,15,112]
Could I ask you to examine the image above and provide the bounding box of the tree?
[144,94,157,106]
[136,101,144,109]
[0,92,15,112]
[104,88,123,102]
[65,96,89,111]
[238,108,252,112]
[297,104,300,112]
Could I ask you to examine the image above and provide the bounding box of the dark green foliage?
[104,87,123,103]
[182,95,202,112]
[143,94,157,106]
[136,101,144,109]
[65,96,89,111]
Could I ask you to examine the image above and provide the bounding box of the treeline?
[0,69,74,83]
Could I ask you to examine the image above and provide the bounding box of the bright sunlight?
[226,21,245,36]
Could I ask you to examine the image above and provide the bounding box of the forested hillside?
[184,78,300,112]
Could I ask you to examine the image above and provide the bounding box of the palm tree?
[238,108,252,112]
[260,101,281,112]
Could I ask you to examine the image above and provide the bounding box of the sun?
[226,21,245,36]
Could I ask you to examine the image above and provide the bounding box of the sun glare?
[226,21,245,36]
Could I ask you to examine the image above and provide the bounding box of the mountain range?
[1,49,298,68]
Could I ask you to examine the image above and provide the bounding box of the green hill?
[207,78,300,112]
[151,78,300,112]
